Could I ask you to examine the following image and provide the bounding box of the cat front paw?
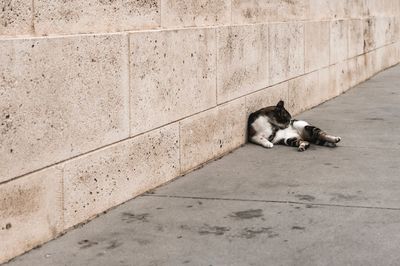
[263,142,274,149]
[262,140,274,149]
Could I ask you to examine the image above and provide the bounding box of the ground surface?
[5,65,400,266]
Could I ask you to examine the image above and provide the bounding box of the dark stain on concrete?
[330,193,360,201]
[133,239,151,245]
[240,227,278,239]
[230,209,263,219]
[366,117,384,121]
[291,226,305,230]
[121,212,150,223]
[295,194,315,202]
[198,224,230,236]
[78,239,98,249]
[106,240,123,250]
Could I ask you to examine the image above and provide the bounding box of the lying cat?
[248,100,341,151]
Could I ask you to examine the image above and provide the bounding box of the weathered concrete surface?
[5,65,400,266]
[161,0,231,28]
[34,0,160,35]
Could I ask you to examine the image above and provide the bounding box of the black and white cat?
[248,100,341,151]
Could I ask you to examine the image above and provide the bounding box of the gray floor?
[5,65,400,266]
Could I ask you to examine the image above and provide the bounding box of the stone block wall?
[1,0,399,262]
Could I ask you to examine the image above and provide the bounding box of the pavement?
[5,65,400,266]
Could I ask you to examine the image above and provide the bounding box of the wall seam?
[160,0,163,28]
[0,20,353,42]
[31,0,36,34]
[60,163,65,231]
[303,21,306,77]
[128,33,131,137]
[178,121,182,175]
[230,0,233,25]
[215,27,218,105]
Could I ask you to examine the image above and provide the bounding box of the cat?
[248,100,341,151]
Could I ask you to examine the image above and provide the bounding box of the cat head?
[271,100,292,128]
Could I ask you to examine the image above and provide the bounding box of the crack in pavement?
[143,194,400,211]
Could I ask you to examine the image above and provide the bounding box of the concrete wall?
[1,0,399,262]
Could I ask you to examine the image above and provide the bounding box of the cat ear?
[276,100,284,109]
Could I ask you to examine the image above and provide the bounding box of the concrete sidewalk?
[5,65,400,266]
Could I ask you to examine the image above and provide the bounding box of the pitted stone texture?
[348,57,358,88]
[330,61,349,95]
[217,24,268,104]
[0,166,63,264]
[347,0,366,18]
[0,0,33,36]
[365,50,378,76]
[318,67,336,101]
[269,22,304,85]
[374,17,396,48]
[0,34,129,183]
[34,0,160,35]
[245,82,289,116]
[161,0,230,28]
[388,16,398,44]
[63,124,180,229]
[365,0,393,17]
[309,0,348,20]
[393,1,400,17]
[364,0,379,16]
[374,17,386,49]
[375,44,399,71]
[394,17,400,42]
[288,71,320,115]
[232,0,309,24]
[363,18,377,53]
[397,42,400,63]
[358,50,377,78]
[330,20,348,64]
[348,19,364,58]
[130,28,216,137]
[356,54,368,84]
[180,99,246,173]
[305,21,330,73]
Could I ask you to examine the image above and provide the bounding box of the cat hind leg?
[283,137,310,152]
[304,125,341,146]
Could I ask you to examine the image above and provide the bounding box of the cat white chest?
[252,116,273,138]
[272,126,299,144]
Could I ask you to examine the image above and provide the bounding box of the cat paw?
[263,142,274,149]
[298,141,310,152]
[298,146,307,152]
